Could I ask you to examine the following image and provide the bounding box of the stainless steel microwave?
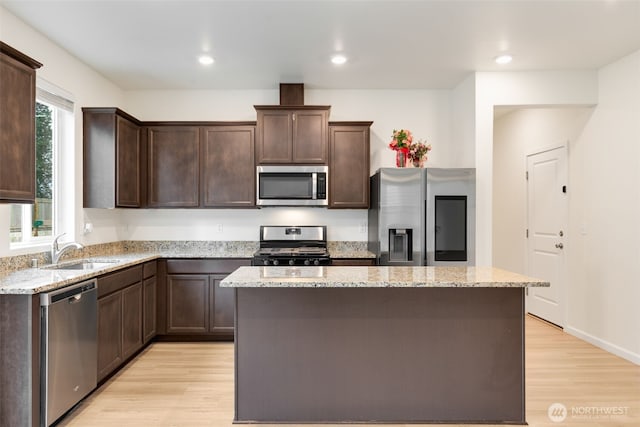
[256,165,328,207]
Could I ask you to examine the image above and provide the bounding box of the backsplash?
[122,240,259,258]
[327,241,369,253]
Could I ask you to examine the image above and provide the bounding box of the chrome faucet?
[51,233,84,264]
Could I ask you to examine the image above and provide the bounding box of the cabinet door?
[256,110,292,163]
[116,115,141,207]
[210,274,235,337]
[0,53,36,202]
[293,110,328,164]
[122,282,143,359]
[97,292,123,381]
[143,275,157,343]
[166,274,210,334]
[329,124,371,208]
[147,126,200,207]
[202,126,255,207]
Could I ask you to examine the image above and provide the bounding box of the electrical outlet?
[359,222,367,233]
[83,223,93,234]
[216,224,223,233]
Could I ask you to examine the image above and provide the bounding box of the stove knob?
[289,259,295,266]
[313,259,320,266]
[263,260,269,266]
[304,259,311,266]
[272,259,279,266]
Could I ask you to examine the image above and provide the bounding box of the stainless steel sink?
[45,260,119,270]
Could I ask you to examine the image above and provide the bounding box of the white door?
[526,146,567,327]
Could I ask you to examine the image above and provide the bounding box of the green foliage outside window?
[33,102,53,236]
[36,102,53,200]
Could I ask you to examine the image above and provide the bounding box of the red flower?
[389,129,412,151]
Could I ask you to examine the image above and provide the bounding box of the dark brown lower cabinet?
[211,274,235,335]
[142,275,157,343]
[167,274,210,334]
[161,258,250,340]
[142,261,157,344]
[0,293,42,427]
[121,282,143,360]
[96,265,144,382]
[97,291,123,381]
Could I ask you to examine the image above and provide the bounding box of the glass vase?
[395,151,408,168]
[412,158,424,168]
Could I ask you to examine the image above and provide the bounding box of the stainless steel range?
[252,226,331,266]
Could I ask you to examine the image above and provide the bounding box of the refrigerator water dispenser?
[388,228,413,262]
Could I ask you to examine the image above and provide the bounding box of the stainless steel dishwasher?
[40,279,97,426]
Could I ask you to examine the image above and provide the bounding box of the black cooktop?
[254,247,329,257]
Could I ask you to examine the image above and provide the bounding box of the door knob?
[555,243,564,249]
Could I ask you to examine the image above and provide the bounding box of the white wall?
[490,51,640,364]
[305,89,451,172]
[122,88,452,241]
[473,71,599,266]
[450,74,476,168]
[493,107,593,274]
[563,50,640,364]
[0,6,124,256]
[120,208,365,242]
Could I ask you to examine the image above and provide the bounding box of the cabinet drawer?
[143,261,157,278]
[97,265,143,298]
[166,258,250,274]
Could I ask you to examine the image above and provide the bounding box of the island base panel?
[235,287,525,424]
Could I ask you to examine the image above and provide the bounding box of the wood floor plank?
[58,316,640,426]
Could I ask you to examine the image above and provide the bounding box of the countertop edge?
[220,266,550,289]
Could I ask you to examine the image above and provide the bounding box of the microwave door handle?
[312,172,317,200]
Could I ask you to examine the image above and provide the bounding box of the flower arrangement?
[389,129,432,167]
[388,129,413,152]
[389,129,412,167]
[408,140,432,167]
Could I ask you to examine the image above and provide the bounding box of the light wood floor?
[59,316,639,427]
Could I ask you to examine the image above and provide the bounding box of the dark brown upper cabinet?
[201,125,256,208]
[83,108,143,208]
[146,125,200,207]
[255,106,330,164]
[0,42,42,203]
[329,122,372,209]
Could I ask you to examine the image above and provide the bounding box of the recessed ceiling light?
[495,54,513,65]
[198,55,214,65]
[331,54,347,65]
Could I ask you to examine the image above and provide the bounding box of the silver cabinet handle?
[555,243,564,249]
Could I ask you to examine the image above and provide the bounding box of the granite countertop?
[0,247,258,295]
[0,241,373,295]
[0,253,160,295]
[221,266,550,288]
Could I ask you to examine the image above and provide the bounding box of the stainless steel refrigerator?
[368,168,476,266]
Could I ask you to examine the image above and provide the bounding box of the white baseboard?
[564,325,640,366]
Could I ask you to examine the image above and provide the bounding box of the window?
[10,84,73,248]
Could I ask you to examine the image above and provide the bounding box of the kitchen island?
[221,266,549,424]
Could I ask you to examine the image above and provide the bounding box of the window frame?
[9,80,74,252]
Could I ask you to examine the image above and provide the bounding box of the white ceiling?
[2,0,640,90]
